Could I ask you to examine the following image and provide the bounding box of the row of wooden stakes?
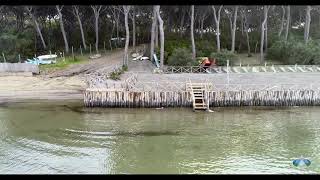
[84,89,320,107]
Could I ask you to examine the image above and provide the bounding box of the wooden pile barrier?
[84,89,320,107]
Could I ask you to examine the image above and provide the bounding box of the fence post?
[63,51,65,61]
[272,64,275,73]
[80,45,83,56]
[89,44,92,56]
[227,59,229,73]
[72,46,74,61]
[227,60,230,85]
[18,54,21,63]
[109,40,112,51]
[104,41,106,54]
[2,53,6,63]
[239,59,242,67]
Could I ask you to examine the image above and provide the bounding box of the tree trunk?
[91,6,102,54]
[116,12,120,47]
[123,6,130,66]
[73,6,87,50]
[155,19,159,48]
[304,6,311,43]
[95,14,99,53]
[245,30,251,56]
[156,6,164,68]
[200,17,204,38]
[260,6,269,64]
[32,14,47,49]
[132,9,136,49]
[231,6,238,53]
[243,11,251,56]
[212,5,223,52]
[190,5,196,60]
[278,6,285,37]
[265,17,268,53]
[150,6,157,61]
[228,17,232,41]
[26,7,47,49]
[56,5,69,54]
[180,10,185,37]
[241,13,244,35]
[198,18,201,36]
[285,6,290,41]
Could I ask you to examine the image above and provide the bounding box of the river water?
[0,101,319,174]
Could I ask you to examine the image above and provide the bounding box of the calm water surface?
[0,101,319,174]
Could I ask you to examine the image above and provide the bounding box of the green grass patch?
[39,55,88,73]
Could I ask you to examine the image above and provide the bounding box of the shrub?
[267,39,320,65]
[167,48,198,66]
[155,47,169,64]
[195,40,215,57]
[122,64,128,71]
[209,49,238,66]
[109,69,122,80]
[165,39,189,54]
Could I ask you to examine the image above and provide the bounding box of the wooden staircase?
[186,82,210,111]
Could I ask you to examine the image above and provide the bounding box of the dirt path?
[47,48,125,78]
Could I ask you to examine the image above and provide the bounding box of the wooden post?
[239,59,242,67]
[227,59,229,73]
[272,64,275,73]
[80,45,83,56]
[72,46,74,61]
[18,54,21,63]
[90,44,92,55]
[2,53,6,63]
[104,41,106,54]
[63,51,65,61]
[109,40,113,51]
[227,60,230,85]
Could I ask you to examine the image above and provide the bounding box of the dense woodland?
[1,5,320,66]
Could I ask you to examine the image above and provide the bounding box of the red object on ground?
[209,58,217,66]
[200,57,217,68]
[202,58,211,66]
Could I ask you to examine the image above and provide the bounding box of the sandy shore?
[0,76,86,102]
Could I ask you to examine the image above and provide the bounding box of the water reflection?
[0,102,319,174]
